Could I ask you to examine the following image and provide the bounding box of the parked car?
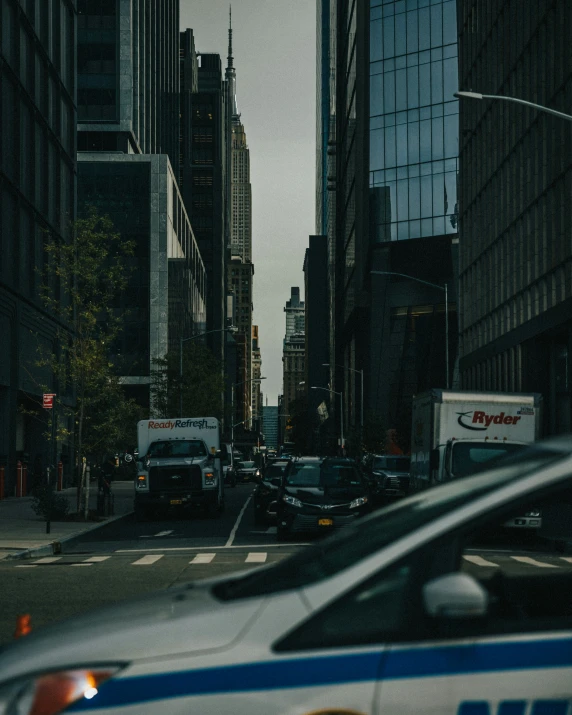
[364,453,411,504]
[276,457,371,541]
[253,460,291,524]
[235,460,260,484]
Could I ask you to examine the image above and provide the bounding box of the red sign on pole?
[43,393,56,409]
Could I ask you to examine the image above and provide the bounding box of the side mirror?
[423,573,488,620]
[430,449,440,470]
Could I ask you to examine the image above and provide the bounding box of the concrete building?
[1,0,77,487]
[228,257,253,424]
[282,288,306,441]
[317,0,459,447]
[251,326,263,431]
[457,0,572,435]
[77,1,206,408]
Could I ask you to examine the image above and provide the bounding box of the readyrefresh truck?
[135,417,223,520]
[410,390,542,493]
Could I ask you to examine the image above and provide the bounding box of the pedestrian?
[99,455,115,495]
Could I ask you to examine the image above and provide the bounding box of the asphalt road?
[1,484,571,646]
[0,484,303,645]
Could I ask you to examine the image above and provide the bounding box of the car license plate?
[318,518,333,526]
[170,499,183,505]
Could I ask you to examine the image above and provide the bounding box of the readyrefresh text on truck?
[410,390,542,492]
[135,417,224,520]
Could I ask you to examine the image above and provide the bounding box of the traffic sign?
[43,393,56,409]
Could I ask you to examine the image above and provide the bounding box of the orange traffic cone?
[14,614,32,639]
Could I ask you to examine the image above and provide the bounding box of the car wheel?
[254,508,265,525]
[276,524,289,542]
[134,504,148,522]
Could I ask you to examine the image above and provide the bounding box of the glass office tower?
[369,0,459,243]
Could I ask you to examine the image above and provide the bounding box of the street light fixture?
[370,271,450,389]
[179,326,238,415]
[322,363,363,429]
[311,386,344,449]
[454,91,572,122]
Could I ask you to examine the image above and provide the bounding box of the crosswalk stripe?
[511,556,558,568]
[245,552,267,563]
[131,555,163,566]
[190,553,216,564]
[15,565,37,568]
[463,555,499,567]
[33,557,62,564]
[561,557,572,564]
[155,530,174,537]
[72,564,93,567]
[83,556,111,563]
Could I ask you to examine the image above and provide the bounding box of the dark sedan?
[253,460,291,524]
[235,460,261,484]
[364,454,411,504]
[276,457,371,541]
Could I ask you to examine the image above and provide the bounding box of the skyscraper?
[1,0,77,486]
[282,288,306,441]
[78,2,206,408]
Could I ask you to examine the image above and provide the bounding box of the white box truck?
[134,417,224,520]
[410,390,542,493]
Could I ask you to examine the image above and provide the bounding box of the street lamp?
[322,363,363,429]
[370,270,450,389]
[311,386,344,450]
[179,326,238,415]
[454,91,572,122]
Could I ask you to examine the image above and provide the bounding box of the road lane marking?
[15,565,37,568]
[155,530,174,537]
[463,555,499,567]
[33,557,62,564]
[72,564,93,567]
[115,543,310,552]
[190,553,216,564]
[511,556,558,568]
[131,555,164,566]
[561,557,572,564]
[225,493,254,547]
[245,552,267,563]
[83,556,111,563]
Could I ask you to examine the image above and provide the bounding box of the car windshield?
[452,441,526,477]
[373,456,411,472]
[239,461,255,469]
[147,440,207,458]
[214,448,564,601]
[285,462,362,488]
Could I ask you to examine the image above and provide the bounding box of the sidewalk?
[0,481,133,560]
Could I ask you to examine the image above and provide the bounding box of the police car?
[1,438,572,714]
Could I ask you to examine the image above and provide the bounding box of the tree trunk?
[77,396,85,515]
[83,458,90,520]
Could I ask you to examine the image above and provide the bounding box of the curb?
[4,512,133,561]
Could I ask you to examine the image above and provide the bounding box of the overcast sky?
[180,0,316,405]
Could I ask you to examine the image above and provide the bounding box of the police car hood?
[0,580,263,680]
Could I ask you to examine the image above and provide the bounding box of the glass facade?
[369,0,459,242]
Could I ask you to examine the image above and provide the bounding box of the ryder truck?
[410,390,542,493]
[135,418,223,520]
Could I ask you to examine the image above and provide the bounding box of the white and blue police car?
[1,438,572,714]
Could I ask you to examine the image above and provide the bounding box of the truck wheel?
[254,508,265,525]
[134,504,148,522]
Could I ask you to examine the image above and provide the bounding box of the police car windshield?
[214,448,562,601]
[147,440,207,458]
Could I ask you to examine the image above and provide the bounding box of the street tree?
[150,342,225,420]
[39,206,140,516]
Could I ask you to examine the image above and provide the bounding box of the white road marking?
[190,553,216,565]
[511,556,558,568]
[72,564,93,567]
[15,565,37,568]
[245,552,267,563]
[33,557,62,564]
[560,557,572,564]
[225,493,253,548]
[115,543,310,552]
[131,555,164,566]
[154,530,174,537]
[463,555,499,567]
[83,556,111,563]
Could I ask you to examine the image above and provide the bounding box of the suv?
[276,457,371,541]
[364,454,411,504]
[253,459,291,524]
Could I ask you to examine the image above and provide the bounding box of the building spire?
[226,5,239,119]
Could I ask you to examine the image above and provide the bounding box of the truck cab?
[439,438,530,483]
[135,418,224,520]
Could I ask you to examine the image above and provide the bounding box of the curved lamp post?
[454,91,572,122]
[311,386,344,449]
[322,363,363,429]
[370,270,450,389]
